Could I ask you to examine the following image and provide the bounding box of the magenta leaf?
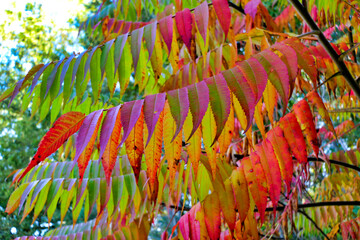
[194,1,209,43]
[74,109,103,163]
[205,74,231,145]
[222,65,256,131]
[131,27,144,73]
[144,93,166,145]
[175,8,193,51]
[167,87,189,141]
[114,33,128,77]
[144,20,157,61]
[187,81,209,140]
[120,99,144,145]
[159,15,173,55]
[99,105,121,161]
[244,0,261,19]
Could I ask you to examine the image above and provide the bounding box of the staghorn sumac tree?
[2,0,360,239]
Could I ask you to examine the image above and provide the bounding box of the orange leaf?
[203,193,221,240]
[144,110,164,202]
[267,126,293,194]
[231,166,250,223]
[101,110,122,184]
[293,100,319,157]
[125,109,144,181]
[163,101,182,192]
[306,90,336,136]
[218,103,234,154]
[242,155,268,223]
[183,110,202,178]
[17,112,85,182]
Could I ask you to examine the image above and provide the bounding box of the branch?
[288,0,360,100]
[348,27,357,63]
[228,1,245,14]
[261,201,360,212]
[298,209,330,240]
[328,107,360,113]
[308,157,360,173]
[339,42,360,61]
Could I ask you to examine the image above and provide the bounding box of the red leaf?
[187,81,209,140]
[17,112,85,182]
[267,126,293,194]
[120,99,144,145]
[306,90,336,136]
[159,15,173,55]
[194,1,209,43]
[279,112,308,164]
[144,93,166,146]
[213,0,231,38]
[255,140,282,214]
[175,8,193,51]
[293,100,319,157]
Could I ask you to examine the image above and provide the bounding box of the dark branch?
[228,1,245,14]
[298,209,330,240]
[288,0,360,100]
[308,157,360,173]
[261,201,360,212]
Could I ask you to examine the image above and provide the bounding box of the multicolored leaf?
[17,112,85,182]
[293,99,319,157]
[167,88,189,141]
[203,193,221,240]
[125,110,144,181]
[144,93,166,146]
[120,99,144,145]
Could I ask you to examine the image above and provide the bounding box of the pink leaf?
[144,20,157,61]
[159,15,173,55]
[194,1,209,43]
[244,0,261,19]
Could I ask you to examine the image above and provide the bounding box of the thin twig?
[328,107,360,113]
[288,0,360,100]
[315,71,342,90]
[339,42,360,61]
[297,30,321,39]
[321,123,360,149]
[228,1,245,14]
[347,26,357,63]
[298,209,330,240]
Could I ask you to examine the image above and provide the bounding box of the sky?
[0,0,92,72]
[0,0,87,28]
